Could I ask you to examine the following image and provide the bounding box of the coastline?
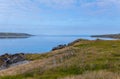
[91,34,120,39]
[0,33,33,38]
[0,34,119,71]
[0,39,119,79]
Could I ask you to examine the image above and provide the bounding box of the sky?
[0,0,120,35]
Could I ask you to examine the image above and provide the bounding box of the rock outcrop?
[52,39,88,51]
[68,39,88,46]
[52,44,67,51]
[0,53,26,70]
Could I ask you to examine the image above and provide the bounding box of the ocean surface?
[0,35,114,55]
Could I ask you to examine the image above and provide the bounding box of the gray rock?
[0,53,26,70]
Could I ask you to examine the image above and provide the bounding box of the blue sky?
[0,0,120,35]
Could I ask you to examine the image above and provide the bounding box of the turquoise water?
[0,35,114,55]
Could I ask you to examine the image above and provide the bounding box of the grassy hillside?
[0,39,120,79]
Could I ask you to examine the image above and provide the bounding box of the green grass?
[25,53,50,60]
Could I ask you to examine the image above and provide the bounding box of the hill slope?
[0,39,120,79]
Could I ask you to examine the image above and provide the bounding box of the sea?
[0,35,114,55]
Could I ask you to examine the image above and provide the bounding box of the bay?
[0,35,114,55]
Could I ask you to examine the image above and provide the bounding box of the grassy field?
[0,39,120,79]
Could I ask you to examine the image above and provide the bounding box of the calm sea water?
[0,35,114,55]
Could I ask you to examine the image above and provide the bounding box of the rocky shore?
[52,39,88,51]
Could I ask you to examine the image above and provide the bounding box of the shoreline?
[0,32,33,38]
[91,33,120,39]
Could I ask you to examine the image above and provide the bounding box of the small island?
[0,33,33,38]
[91,33,120,39]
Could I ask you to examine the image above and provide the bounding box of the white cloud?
[0,0,77,16]
[33,0,76,9]
[0,0,120,15]
[78,0,120,15]
[81,0,120,8]
[0,0,120,24]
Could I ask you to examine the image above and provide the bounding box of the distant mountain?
[0,32,33,38]
[91,33,120,39]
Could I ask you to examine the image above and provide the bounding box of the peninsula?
[0,33,33,38]
[91,33,120,39]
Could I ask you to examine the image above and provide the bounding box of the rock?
[68,39,88,46]
[51,39,88,51]
[52,44,67,51]
[0,53,26,70]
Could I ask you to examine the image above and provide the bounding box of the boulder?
[0,53,26,70]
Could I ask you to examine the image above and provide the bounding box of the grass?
[0,40,120,79]
[61,70,120,79]
[25,53,49,60]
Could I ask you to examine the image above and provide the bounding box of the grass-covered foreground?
[0,40,120,79]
